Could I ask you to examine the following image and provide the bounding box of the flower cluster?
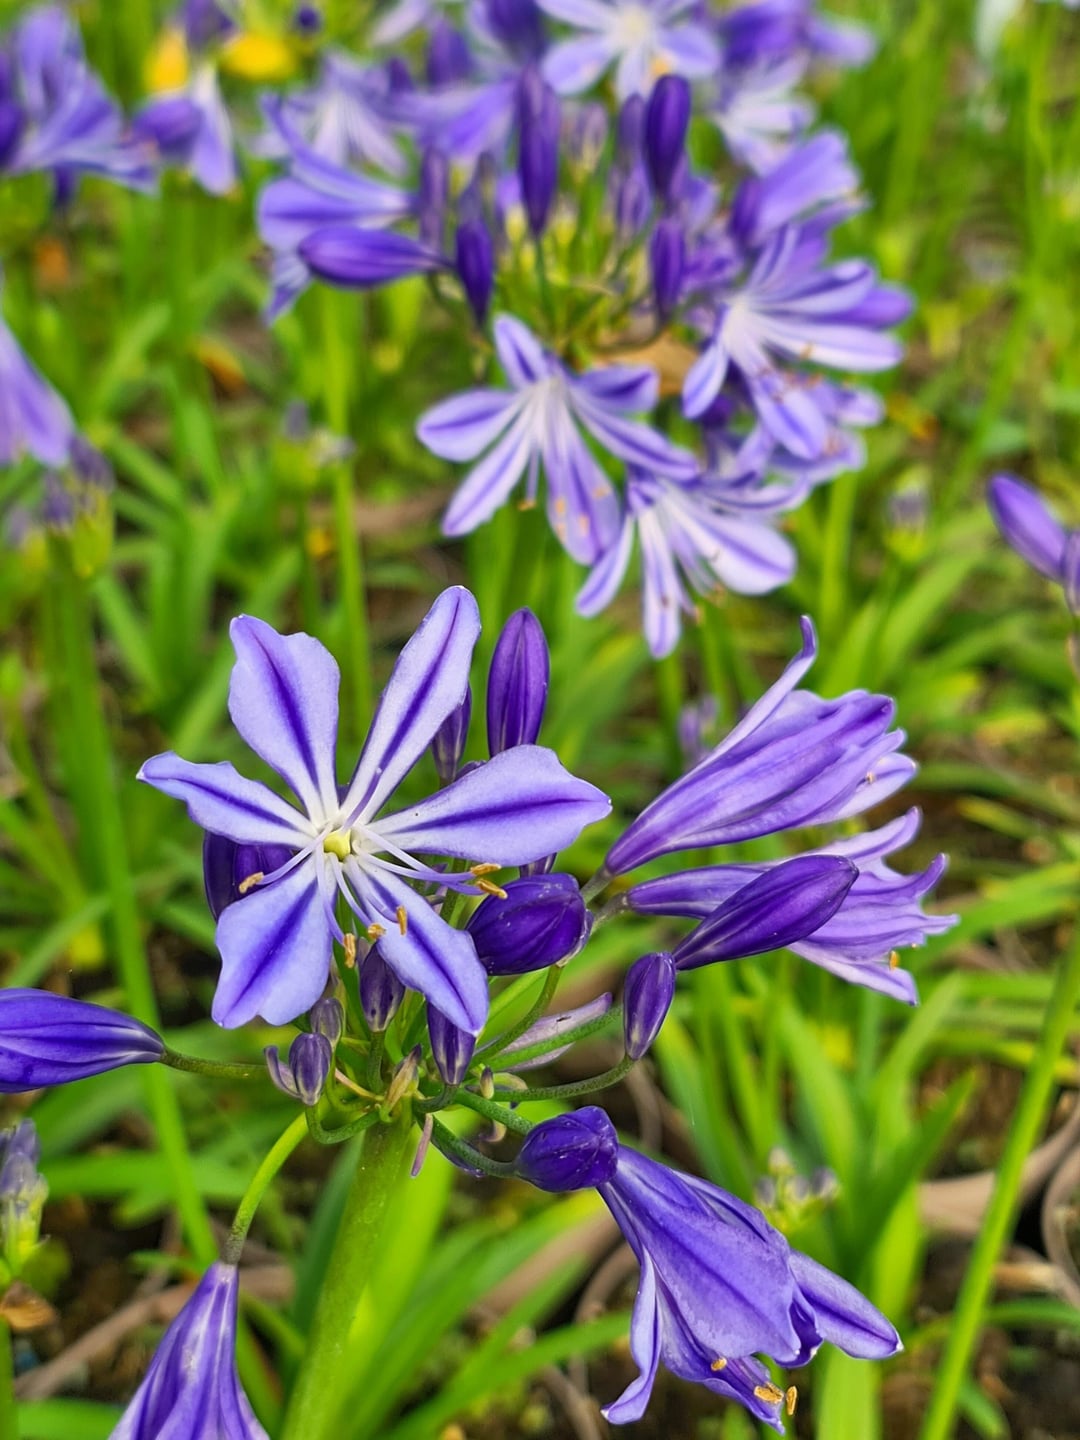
[3,594,952,1433]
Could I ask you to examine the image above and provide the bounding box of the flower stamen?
[785,1387,798,1416]
[238,871,263,895]
[396,905,408,936]
[710,1357,727,1372]
[753,1383,784,1406]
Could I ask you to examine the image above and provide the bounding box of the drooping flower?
[517,1110,902,1430]
[988,473,1080,614]
[139,588,610,1035]
[112,1263,267,1440]
[417,314,696,564]
[538,0,720,101]
[576,466,797,659]
[0,991,165,1092]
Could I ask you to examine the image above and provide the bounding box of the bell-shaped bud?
[359,945,406,1031]
[466,874,590,976]
[644,74,691,203]
[455,220,495,325]
[516,1107,619,1191]
[517,68,560,237]
[0,990,164,1092]
[428,1005,476,1086]
[203,833,294,921]
[487,607,550,754]
[432,685,473,784]
[310,996,344,1048]
[427,18,471,86]
[265,1032,332,1107]
[649,218,684,320]
[486,0,545,57]
[623,951,676,1060]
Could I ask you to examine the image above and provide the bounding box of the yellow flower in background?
[219,31,298,82]
[146,26,190,93]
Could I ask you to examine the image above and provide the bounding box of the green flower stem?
[0,1317,14,1440]
[446,1090,534,1137]
[429,1118,517,1179]
[161,1049,265,1082]
[510,1056,635,1103]
[224,1113,309,1265]
[51,564,216,1268]
[474,967,562,1065]
[280,1116,415,1440]
[917,930,1080,1440]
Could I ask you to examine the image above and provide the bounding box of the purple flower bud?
[568,102,608,170]
[69,436,114,491]
[987,473,1068,582]
[203,834,294,921]
[40,473,74,530]
[455,219,494,324]
[0,101,24,169]
[623,951,676,1060]
[673,856,857,971]
[466,874,589,976]
[134,95,202,162]
[517,69,560,237]
[310,996,344,1047]
[292,4,323,36]
[182,0,236,49]
[360,945,406,1031]
[487,608,550,754]
[298,228,444,289]
[486,0,545,58]
[0,991,164,1091]
[615,162,650,238]
[266,1032,332,1106]
[428,1005,476,1085]
[616,95,646,160]
[516,1107,619,1191]
[385,57,414,93]
[649,217,684,319]
[427,20,471,86]
[644,75,691,203]
[418,147,450,250]
[432,685,472,784]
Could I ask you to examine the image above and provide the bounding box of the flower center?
[322,830,352,860]
[612,3,655,49]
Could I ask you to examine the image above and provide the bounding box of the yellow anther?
[396,906,408,936]
[366,923,386,941]
[343,933,357,968]
[785,1387,798,1417]
[238,872,264,895]
[517,498,538,511]
[469,862,502,878]
[888,949,900,969]
[476,879,509,899]
[753,1383,784,1405]
[554,497,568,517]
[710,1357,727,1373]
[323,830,352,860]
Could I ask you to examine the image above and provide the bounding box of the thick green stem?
[280,1117,415,1440]
[918,931,1080,1440]
[0,1318,15,1440]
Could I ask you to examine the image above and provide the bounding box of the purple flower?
[112,1263,267,1440]
[0,300,76,467]
[203,834,296,921]
[604,617,915,875]
[360,944,406,1031]
[266,1031,332,1106]
[0,991,164,1091]
[710,57,814,173]
[455,216,495,322]
[259,51,407,176]
[649,217,685,318]
[988,474,1080,613]
[135,63,236,196]
[139,589,610,1035]
[516,1106,620,1189]
[597,1142,901,1427]
[487,607,550,753]
[628,809,955,1003]
[417,314,696,564]
[465,873,590,974]
[2,6,155,195]
[643,73,690,202]
[622,950,675,1058]
[431,684,472,784]
[428,1004,476,1084]
[517,67,561,235]
[576,467,796,659]
[538,0,720,101]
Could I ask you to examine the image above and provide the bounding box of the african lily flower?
[516,1110,902,1430]
[0,291,76,467]
[417,314,697,564]
[0,992,165,1091]
[988,473,1080,615]
[140,588,610,1035]
[112,1263,267,1440]
[538,0,720,101]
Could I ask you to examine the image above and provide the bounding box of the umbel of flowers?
[1,589,954,1434]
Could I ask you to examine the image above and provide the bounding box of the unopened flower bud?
[428,1005,476,1086]
[0,1121,47,1271]
[487,608,549,754]
[203,833,293,921]
[0,991,164,1091]
[623,951,676,1060]
[616,94,646,160]
[644,75,691,203]
[649,218,684,320]
[360,945,405,1032]
[418,147,450,249]
[432,684,472,783]
[266,1032,332,1107]
[310,996,344,1048]
[385,1046,422,1109]
[466,874,589,975]
[516,1107,619,1191]
[426,18,471,86]
[615,163,650,238]
[455,219,494,325]
[517,68,560,237]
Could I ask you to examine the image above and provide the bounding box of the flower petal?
[138,753,313,847]
[228,616,341,823]
[789,1251,902,1360]
[599,1251,662,1424]
[417,389,519,462]
[343,587,481,822]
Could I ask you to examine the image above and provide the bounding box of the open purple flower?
[139,588,610,1035]
[538,0,719,100]
[135,62,236,196]
[258,50,407,175]
[0,991,164,1092]
[112,1263,267,1440]
[417,314,696,564]
[0,296,76,467]
[576,466,797,658]
[988,473,1080,614]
